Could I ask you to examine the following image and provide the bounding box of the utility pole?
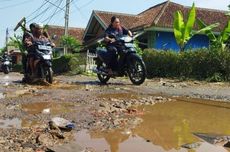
[5,28,9,54]
[64,0,70,55]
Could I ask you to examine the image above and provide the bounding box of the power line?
[79,0,95,8]
[44,0,65,12]
[37,0,60,23]
[42,0,64,24]
[0,0,34,10]
[26,1,55,23]
[39,0,73,25]
[0,0,20,2]
[72,0,87,21]
[26,0,49,19]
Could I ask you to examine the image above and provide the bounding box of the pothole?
[21,102,76,115]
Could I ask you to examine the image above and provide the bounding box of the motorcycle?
[93,35,146,85]
[24,40,53,84]
[1,57,11,74]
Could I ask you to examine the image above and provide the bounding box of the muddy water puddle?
[0,118,42,129]
[22,101,76,115]
[0,118,21,129]
[0,101,77,129]
[76,99,230,152]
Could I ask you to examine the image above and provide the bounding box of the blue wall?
[153,31,209,51]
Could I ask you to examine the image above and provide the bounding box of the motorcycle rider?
[1,52,10,60]
[23,23,54,79]
[103,16,132,74]
[22,23,36,78]
[0,52,11,65]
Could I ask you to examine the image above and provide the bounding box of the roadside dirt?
[0,73,230,152]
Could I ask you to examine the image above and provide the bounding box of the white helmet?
[35,23,44,29]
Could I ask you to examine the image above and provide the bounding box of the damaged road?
[0,73,230,152]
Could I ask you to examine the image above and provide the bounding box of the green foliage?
[97,42,106,48]
[52,53,85,74]
[173,3,219,51]
[134,40,143,56]
[8,35,26,54]
[173,3,195,51]
[0,47,6,55]
[197,19,230,51]
[12,64,23,72]
[60,35,81,53]
[207,73,223,82]
[143,49,230,81]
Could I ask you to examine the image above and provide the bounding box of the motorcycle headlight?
[4,61,10,64]
[125,43,135,48]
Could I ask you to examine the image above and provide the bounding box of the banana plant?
[197,19,230,51]
[173,3,219,52]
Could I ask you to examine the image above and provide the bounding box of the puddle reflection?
[76,100,230,152]
[0,118,21,129]
[22,102,75,115]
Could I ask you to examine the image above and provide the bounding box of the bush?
[143,49,230,81]
[52,53,86,74]
[12,64,23,72]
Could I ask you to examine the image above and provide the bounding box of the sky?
[0,0,229,47]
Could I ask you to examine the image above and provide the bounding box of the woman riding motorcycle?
[102,16,132,74]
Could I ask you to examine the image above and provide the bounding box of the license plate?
[38,45,52,51]
[4,61,10,65]
[43,55,51,60]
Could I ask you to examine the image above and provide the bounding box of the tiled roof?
[94,11,139,29]
[47,25,85,46]
[93,1,229,32]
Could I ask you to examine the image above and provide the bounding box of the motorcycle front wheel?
[97,61,110,84]
[46,67,53,84]
[128,56,146,85]
[3,66,10,74]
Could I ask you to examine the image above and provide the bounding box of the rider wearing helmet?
[23,23,54,78]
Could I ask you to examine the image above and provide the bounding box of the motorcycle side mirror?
[52,35,58,40]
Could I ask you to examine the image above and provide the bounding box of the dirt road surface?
[0,73,230,152]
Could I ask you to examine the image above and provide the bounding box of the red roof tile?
[94,11,139,29]
[47,25,85,46]
[93,1,229,32]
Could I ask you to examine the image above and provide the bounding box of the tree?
[197,19,230,51]
[60,35,81,53]
[173,3,219,52]
[8,35,26,54]
[0,47,6,55]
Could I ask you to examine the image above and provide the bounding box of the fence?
[86,50,97,72]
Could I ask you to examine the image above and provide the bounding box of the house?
[46,25,85,54]
[83,1,229,51]
[6,46,22,64]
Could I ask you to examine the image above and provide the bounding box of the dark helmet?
[111,16,118,24]
[29,23,36,30]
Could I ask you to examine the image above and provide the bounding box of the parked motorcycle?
[1,56,11,74]
[24,40,53,84]
[94,35,146,85]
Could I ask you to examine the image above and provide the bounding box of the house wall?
[152,31,210,51]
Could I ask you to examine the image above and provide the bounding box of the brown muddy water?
[22,101,76,115]
[0,102,77,129]
[76,99,230,152]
